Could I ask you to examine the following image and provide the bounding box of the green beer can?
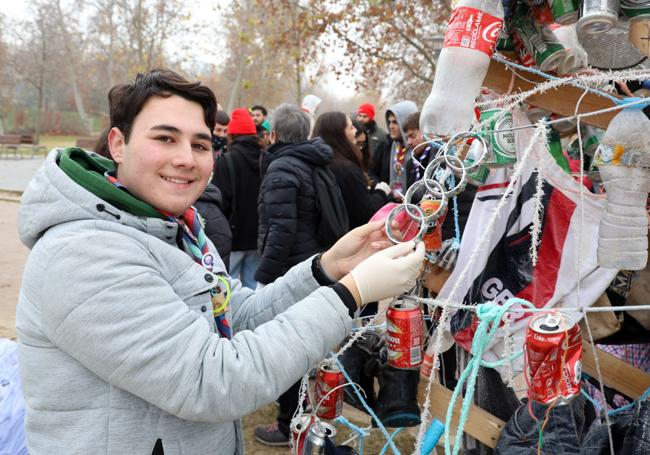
[480,109,517,167]
[513,4,566,71]
[550,0,580,24]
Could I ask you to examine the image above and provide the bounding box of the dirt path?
[0,200,27,338]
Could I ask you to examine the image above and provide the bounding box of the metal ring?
[423,155,468,198]
[443,132,490,172]
[403,179,448,224]
[384,203,428,244]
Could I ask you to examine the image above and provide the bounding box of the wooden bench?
[76,137,99,151]
[0,134,47,159]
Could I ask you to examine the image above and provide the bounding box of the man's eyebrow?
[150,124,211,141]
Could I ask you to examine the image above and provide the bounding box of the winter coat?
[16,148,352,455]
[212,135,262,251]
[256,138,333,284]
[365,120,387,160]
[194,183,232,270]
[370,101,418,191]
[330,158,388,229]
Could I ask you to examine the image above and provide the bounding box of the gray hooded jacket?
[387,100,418,192]
[16,150,352,454]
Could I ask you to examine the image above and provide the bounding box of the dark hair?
[94,128,111,159]
[313,111,362,169]
[108,68,217,143]
[250,105,268,116]
[215,110,230,126]
[351,119,371,170]
[402,111,421,133]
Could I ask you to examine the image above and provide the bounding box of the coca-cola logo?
[482,22,502,44]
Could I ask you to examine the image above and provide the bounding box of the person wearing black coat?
[254,104,334,446]
[193,183,232,270]
[313,111,389,229]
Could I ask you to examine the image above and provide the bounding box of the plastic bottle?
[420,0,504,138]
[593,98,650,270]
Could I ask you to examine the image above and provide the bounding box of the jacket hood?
[19,148,171,249]
[262,137,333,173]
[230,136,262,171]
[385,100,418,144]
[197,183,223,206]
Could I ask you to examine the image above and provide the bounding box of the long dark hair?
[313,111,363,169]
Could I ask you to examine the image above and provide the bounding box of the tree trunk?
[227,57,246,113]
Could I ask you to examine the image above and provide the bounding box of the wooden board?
[483,59,620,129]
[582,341,650,399]
[423,381,505,449]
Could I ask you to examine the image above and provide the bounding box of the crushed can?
[386,301,423,369]
[314,363,344,420]
[302,421,337,455]
[291,414,314,455]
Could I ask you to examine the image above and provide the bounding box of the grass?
[38,135,77,152]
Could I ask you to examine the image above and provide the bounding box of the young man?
[370,100,418,200]
[212,109,229,157]
[16,69,425,454]
[356,102,387,159]
[213,108,263,289]
[402,111,435,189]
[250,104,268,126]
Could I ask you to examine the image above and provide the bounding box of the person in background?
[313,111,390,229]
[402,112,435,189]
[352,119,370,172]
[213,108,263,289]
[356,103,386,160]
[212,110,229,158]
[250,104,268,126]
[16,68,426,454]
[371,100,418,201]
[254,104,339,446]
[256,119,272,150]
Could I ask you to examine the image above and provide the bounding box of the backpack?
[312,166,350,247]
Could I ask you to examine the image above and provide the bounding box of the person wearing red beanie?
[227,108,257,135]
[356,103,386,161]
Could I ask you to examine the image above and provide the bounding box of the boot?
[371,348,421,428]
[338,330,383,413]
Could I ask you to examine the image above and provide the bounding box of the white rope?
[529,156,546,267]
[501,315,515,387]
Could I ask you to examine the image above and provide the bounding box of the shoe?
[254,422,290,447]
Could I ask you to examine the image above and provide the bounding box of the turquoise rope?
[444,298,535,455]
[335,416,369,454]
[379,428,403,455]
[334,357,401,454]
[608,387,650,417]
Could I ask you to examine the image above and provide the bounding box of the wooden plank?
[582,341,650,399]
[483,59,620,129]
[422,381,504,448]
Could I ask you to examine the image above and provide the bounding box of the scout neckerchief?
[105,171,232,339]
[394,144,407,176]
[414,145,432,182]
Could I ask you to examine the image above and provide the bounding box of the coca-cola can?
[386,301,423,369]
[314,363,344,420]
[525,312,583,404]
[290,415,314,455]
[302,421,337,455]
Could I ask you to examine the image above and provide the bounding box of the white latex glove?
[374,181,392,196]
[350,240,425,304]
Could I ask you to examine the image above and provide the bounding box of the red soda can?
[525,312,583,404]
[314,363,344,420]
[386,301,423,369]
[290,414,313,455]
[420,199,447,252]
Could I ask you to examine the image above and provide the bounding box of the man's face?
[387,113,401,140]
[109,95,213,216]
[213,123,228,138]
[357,112,371,126]
[251,109,265,125]
[405,128,425,154]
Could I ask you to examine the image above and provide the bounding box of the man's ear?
[107,127,126,164]
[270,130,277,144]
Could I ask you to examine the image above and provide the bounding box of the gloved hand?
[374,181,392,196]
[350,241,425,304]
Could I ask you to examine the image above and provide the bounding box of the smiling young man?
[16,69,425,454]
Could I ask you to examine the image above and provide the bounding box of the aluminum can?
[531,1,555,24]
[480,109,517,167]
[421,199,446,251]
[550,0,580,24]
[291,415,314,455]
[302,421,337,455]
[514,33,537,66]
[314,363,344,420]
[567,125,602,159]
[513,5,566,71]
[525,312,583,404]
[386,301,423,369]
[577,0,619,36]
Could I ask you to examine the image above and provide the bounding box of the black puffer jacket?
[256,138,333,284]
[193,183,232,270]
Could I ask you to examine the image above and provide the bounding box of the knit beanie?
[228,108,257,135]
[357,103,376,121]
[261,119,271,133]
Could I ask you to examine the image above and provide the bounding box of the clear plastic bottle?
[593,99,650,270]
[420,0,504,138]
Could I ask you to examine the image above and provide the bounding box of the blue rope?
[608,387,650,417]
[491,53,621,104]
[581,388,603,413]
[421,419,445,455]
[444,298,536,455]
[379,428,403,455]
[335,416,369,454]
[333,356,401,454]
